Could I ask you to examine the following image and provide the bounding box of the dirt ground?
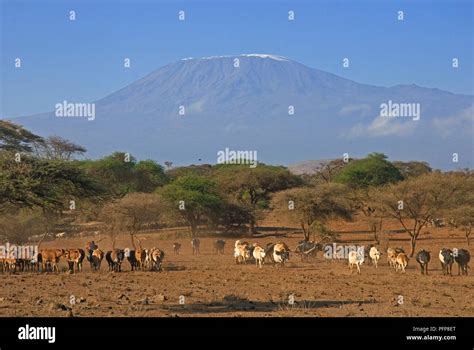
[0,224,472,317]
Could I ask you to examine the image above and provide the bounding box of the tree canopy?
[335,153,403,188]
[0,120,43,153]
[212,163,302,234]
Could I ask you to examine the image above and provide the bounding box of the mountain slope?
[12,54,474,168]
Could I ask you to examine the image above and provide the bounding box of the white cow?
[369,247,381,268]
[348,250,364,274]
[252,244,266,268]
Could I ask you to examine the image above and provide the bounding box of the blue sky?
[1,0,473,117]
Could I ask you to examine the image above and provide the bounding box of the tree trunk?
[301,224,309,241]
[409,234,417,257]
[304,231,310,241]
[376,219,383,245]
[466,228,471,246]
[373,229,379,245]
[370,223,379,245]
[190,222,197,238]
[248,218,256,236]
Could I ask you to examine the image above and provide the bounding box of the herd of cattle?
[347,245,470,276]
[0,241,165,274]
[0,237,470,277]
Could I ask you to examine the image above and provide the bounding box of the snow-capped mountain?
[13,54,474,168]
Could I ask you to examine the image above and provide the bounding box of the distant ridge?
[14,54,474,170]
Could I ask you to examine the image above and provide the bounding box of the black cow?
[105,251,114,271]
[213,240,226,254]
[295,240,320,261]
[416,250,431,275]
[127,249,138,271]
[454,249,470,276]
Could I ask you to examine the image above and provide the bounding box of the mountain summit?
[14,54,474,168]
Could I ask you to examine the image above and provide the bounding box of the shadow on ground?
[162,296,378,314]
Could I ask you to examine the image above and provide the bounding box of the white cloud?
[432,105,474,138]
[346,115,417,138]
[338,104,372,117]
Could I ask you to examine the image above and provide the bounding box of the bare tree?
[100,193,162,248]
[444,173,474,245]
[375,173,466,257]
[349,188,383,244]
[311,159,348,184]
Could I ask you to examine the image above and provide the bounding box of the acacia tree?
[273,183,352,241]
[311,159,348,184]
[99,193,163,248]
[0,152,106,210]
[392,160,432,178]
[374,173,465,257]
[349,188,383,244]
[443,172,474,245]
[213,164,301,235]
[34,135,86,160]
[335,153,403,188]
[0,120,43,152]
[160,175,223,237]
[78,152,168,195]
[448,206,474,245]
[1,122,106,241]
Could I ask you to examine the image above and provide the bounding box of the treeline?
[0,120,472,256]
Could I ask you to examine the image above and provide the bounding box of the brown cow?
[148,247,165,271]
[395,253,409,273]
[0,258,16,273]
[109,249,125,272]
[40,249,65,272]
[64,249,85,273]
[173,243,181,255]
[135,249,148,270]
